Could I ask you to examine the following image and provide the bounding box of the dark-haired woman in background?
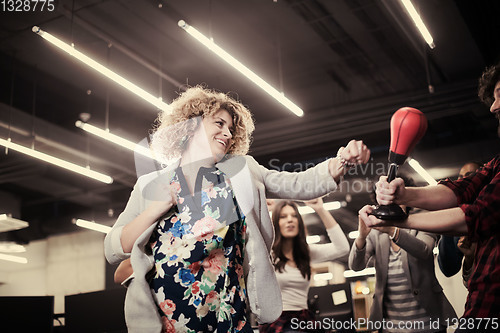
[259,197,350,333]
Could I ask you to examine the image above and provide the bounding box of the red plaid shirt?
[440,154,500,318]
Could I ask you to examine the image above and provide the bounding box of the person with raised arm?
[260,197,350,333]
[105,85,370,333]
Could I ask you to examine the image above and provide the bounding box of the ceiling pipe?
[251,80,479,155]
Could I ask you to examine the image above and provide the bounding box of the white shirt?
[275,224,349,311]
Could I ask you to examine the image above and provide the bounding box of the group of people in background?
[105,61,500,332]
[350,176,456,333]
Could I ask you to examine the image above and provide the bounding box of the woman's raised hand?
[304,197,324,211]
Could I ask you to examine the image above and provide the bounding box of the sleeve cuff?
[320,158,339,192]
[110,225,131,262]
[121,273,135,287]
[459,203,480,241]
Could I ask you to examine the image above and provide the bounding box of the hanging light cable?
[178,20,304,117]
[73,53,156,162]
[0,137,113,184]
[32,26,171,113]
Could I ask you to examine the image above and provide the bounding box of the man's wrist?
[355,237,367,249]
[399,187,416,206]
[336,149,357,169]
[314,207,328,215]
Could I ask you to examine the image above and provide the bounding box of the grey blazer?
[348,229,456,327]
[105,155,338,333]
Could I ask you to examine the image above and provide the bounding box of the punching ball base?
[370,204,408,221]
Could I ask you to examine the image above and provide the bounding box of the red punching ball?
[389,107,428,165]
[371,107,428,220]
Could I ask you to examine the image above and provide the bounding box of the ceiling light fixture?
[313,272,333,281]
[178,20,304,117]
[75,121,153,159]
[306,235,321,244]
[408,158,437,185]
[400,0,435,49]
[344,267,376,278]
[0,138,113,184]
[298,201,342,215]
[0,242,26,253]
[75,218,112,234]
[348,230,359,239]
[0,253,28,264]
[0,214,29,233]
[32,26,171,113]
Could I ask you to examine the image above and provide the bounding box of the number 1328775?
[1,0,55,12]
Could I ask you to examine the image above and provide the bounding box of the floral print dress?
[149,166,250,333]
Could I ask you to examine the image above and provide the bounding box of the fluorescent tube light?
[0,253,28,264]
[75,219,112,234]
[298,201,342,215]
[0,137,113,184]
[344,267,376,278]
[306,235,321,244]
[408,158,437,185]
[32,26,171,113]
[0,214,29,232]
[0,242,26,253]
[178,20,304,117]
[400,0,435,49]
[75,121,153,159]
[348,231,359,239]
[313,272,333,281]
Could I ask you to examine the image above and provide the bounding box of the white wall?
[434,256,468,318]
[0,230,106,316]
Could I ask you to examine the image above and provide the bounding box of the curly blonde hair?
[150,85,255,162]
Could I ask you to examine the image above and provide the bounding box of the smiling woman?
[150,86,255,164]
[104,85,370,333]
[186,109,235,165]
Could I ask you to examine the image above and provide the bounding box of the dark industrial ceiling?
[0,0,499,244]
